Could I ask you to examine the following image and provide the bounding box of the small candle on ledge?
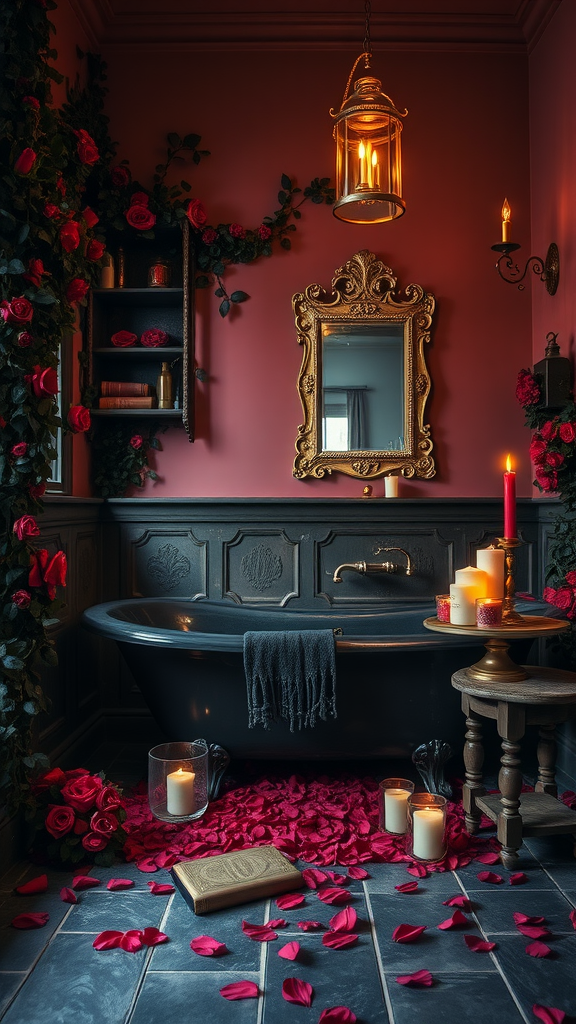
[503,453,517,538]
[166,766,195,816]
[384,787,411,834]
[384,475,399,497]
[412,804,445,861]
[501,198,511,243]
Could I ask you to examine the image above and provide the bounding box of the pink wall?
[72,37,535,497]
[530,1,576,369]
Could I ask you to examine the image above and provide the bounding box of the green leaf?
[280,238,292,250]
[230,290,248,303]
[180,180,191,192]
[2,655,24,670]
[8,259,25,274]
[167,132,181,150]
[218,299,230,318]
[183,133,201,149]
[293,209,302,219]
[214,287,225,298]
[194,275,210,289]
[17,223,30,244]
[281,173,292,191]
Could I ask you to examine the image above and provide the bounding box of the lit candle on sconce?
[357,140,368,188]
[501,198,511,243]
[503,453,517,539]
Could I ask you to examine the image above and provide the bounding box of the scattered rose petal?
[297,920,325,931]
[532,1005,565,1024]
[11,912,49,930]
[282,977,313,1006]
[241,920,278,941]
[324,871,348,886]
[407,863,428,878]
[107,879,134,891]
[120,930,143,953]
[464,935,496,952]
[93,930,123,950]
[329,907,358,933]
[322,931,359,950]
[72,875,101,891]
[392,923,427,943]
[267,918,287,929]
[318,1008,357,1023]
[509,872,528,885]
[60,887,77,904]
[147,881,175,895]
[276,893,305,910]
[278,941,300,960]
[15,874,48,895]
[135,857,158,873]
[302,868,328,889]
[513,913,546,926]
[395,970,434,987]
[516,925,551,939]
[317,887,352,905]
[220,981,259,1001]
[526,941,553,958]
[569,909,576,930]
[477,871,503,884]
[191,935,228,957]
[438,910,469,930]
[443,896,472,911]
[395,882,419,893]
[347,867,369,880]
[140,927,168,947]
[476,852,501,865]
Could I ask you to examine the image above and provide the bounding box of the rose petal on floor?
[140,927,168,947]
[282,977,313,1006]
[15,875,48,896]
[476,852,501,865]
[526,941,554,958]
[107,879,135,891]
[302,868,328,889]
[464,935,496,952]
[297,920,325,931]
[395,882,419,893]
[443,895,472,911]
[120,930,144,953]
[11,912,50,929]
[190,935,228,957]
[513,913,546,926]
[93,930,123,950]
[406,863,428,878]
[395,970,434,987]
[509,872,528,885]
[147,881,175,895]
[72,875,101,891]
[532,1005,565,1024]
[317,887,352,905]
[220,981,259,1000]
[438,910,469,930]
[276,893,305,910]
[516,925,551,939]
[278,941,300,960]
[329,907,357,933]
[266,918,287,929]
[569,908,576,930]
[322,931,359,950]
[241,920,278,941]
[477,871,503,884]
[347,867,369,880]
[318,1007,357,1022]
[60,887,77,904]
[392,923,427,943]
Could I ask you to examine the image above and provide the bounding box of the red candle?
[503,454,516,538]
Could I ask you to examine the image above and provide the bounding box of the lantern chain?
[363,0,372,64]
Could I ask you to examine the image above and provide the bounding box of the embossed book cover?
[170,845,303,914]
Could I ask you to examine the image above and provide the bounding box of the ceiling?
[69,0,562,50]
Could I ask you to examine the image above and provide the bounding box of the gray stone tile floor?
[1,744,575,1023]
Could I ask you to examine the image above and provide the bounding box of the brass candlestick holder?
[495,536,524,624]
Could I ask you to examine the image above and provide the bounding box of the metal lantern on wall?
[331,65,407,224]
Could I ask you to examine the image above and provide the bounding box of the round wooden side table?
[424,615,576,867]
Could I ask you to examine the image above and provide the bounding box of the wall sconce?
[491,198,559,294]
[330,1,407,224]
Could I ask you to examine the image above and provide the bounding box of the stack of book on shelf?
[99,381,158,409]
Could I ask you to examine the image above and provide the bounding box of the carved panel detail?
[241,545,283,592]
[147,543,192,592]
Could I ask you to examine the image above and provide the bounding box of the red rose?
[529,436,546,464]
[44,203,61,219]
[67,405,91,433]
[13,515,40,541]
[229,223,246,239]
[545,451,564,468]
[565,571,576,588]
[515,368,541,406]
[185,198,207,230]
[59,221,80,252]
[540,419,558,441]
[23,96,40,111]
[74,130,99,166]
[130,435,143,450]
[29,482,46,500]
[29,548,67,599]
[23,258,47,288]
[11,589,31,609]
[547,586,573,610]
[86,239,105,261]
[0,417,5,429]
[140,329,168,348]
[202,227,218,245]
[73,818,89,835]
[130,191,149,207]
[66,278,89,304]
[90,810,118,836]
[82,831,108,853]
[95,786,122,812]
[81,206,99,228]
[56,176,66,195]
[11,442,28,457]
[125,205,156,230]
[111,330,137,347]
[33,767,66,791]
[1,297,33,324]
[17,331,33,348]
[61,773,103,812]
[559,421,576,444]
[14,148,36,174]
[26,365,59,397]
[258,223,272,240]
[535,465,557,492]
[111,165,130,187]
[45,804,75,839]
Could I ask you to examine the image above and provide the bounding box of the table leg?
[497,701,525,869]
[462,695,485,834]
[535,723,558,796]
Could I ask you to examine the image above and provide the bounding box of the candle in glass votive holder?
[407,792,447,862]
[476,597,503,629]
[378,778,415,834]
[435,594,451,622]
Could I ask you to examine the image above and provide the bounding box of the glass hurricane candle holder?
[148,740,209,823]
[435,594,451,623]
[378,778,415,834]
[476,597,503,629]
[407,792,447,862]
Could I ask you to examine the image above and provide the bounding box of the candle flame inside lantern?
[358,141,366,159]
[506,453,513,473]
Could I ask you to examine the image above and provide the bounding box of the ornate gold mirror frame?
[293,250,436,480]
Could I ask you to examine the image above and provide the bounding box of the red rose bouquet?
[31,767,127,867]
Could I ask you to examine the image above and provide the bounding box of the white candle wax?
[476,547,505,599]
[454,565,488,596]
[384,788,410,833]
[384,476,399,497]
[412,806,445,861]
[449,583,477,625]
[166,767,195,816]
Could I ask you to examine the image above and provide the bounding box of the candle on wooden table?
[504,453,517,538]
[384,788,411,834]
[449,583,477,625]
[476,547,505,598]
[166,766,195,816]
[412,805,445,861]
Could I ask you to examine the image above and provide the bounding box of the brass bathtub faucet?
[333,548,412,583]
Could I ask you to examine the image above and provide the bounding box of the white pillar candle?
[449,583,477,625]
[476,547,505,599]
[384,788,410,833]
[166,767,195,816]
[454,566,488,596]
[384,476,399,497]
[412,806,445,861]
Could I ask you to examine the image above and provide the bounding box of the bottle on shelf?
[156,361,173,409]
[100,252,115,288]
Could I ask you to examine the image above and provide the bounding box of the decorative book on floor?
[170,845,303,914]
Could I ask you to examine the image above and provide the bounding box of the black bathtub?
[82,598,539,759]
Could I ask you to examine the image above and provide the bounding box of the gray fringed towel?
[243,629,337,731]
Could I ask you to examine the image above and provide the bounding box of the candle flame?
[502,198,511,223]
[371,150,377,167]
[358,140,366,159]
[176,767,185,776]
[506,453,513,472]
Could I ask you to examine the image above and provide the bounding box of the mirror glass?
[321,323,405,452]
